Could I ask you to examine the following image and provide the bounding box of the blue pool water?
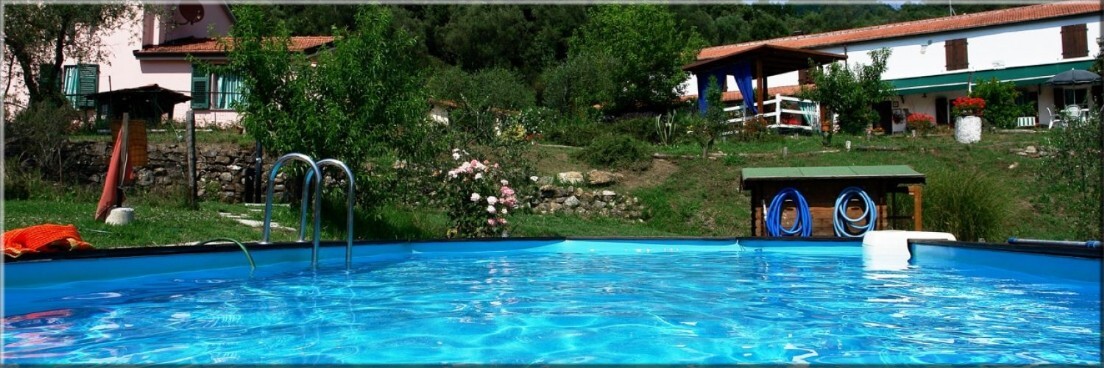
[3,240,1100,364]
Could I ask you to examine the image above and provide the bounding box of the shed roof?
[741,165,925,184]
[86,84,191,104]
[683,44,847,77]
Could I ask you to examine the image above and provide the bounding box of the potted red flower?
[951,96,986,117]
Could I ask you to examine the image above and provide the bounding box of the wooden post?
[750,187,758,236]
[186,110,197,209]
[908,184,923,231]
[756,60,765,117]
[116,113,130,208]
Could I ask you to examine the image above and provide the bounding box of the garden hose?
[833,187,877,238]
[196,238,256,271]
[766,187,813,237]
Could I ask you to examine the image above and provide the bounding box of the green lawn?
[3,129,1081,249]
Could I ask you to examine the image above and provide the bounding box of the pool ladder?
[259,153,355,269]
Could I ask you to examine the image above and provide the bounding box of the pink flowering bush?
[442,149,520,238]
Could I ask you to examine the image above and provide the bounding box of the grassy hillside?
[3,130,1085,249]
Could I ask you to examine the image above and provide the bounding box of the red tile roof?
[135,36,334,57]
[698,1,1101,60]
[683,84,810,103]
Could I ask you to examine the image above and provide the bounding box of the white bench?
[1015,116,1036,128]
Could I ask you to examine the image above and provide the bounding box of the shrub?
[906,112,935,136]
[541,113,603,147]
[923,168,1010,242]
[1040,108,1101,240]
[971,78,1025,129]
[575,135,651,171]
[655,113,679,146]
[4,103,78,177]
[737,116,772,142]
[440,150,520,238]
[684,76,727,157]
[610,114,660,143]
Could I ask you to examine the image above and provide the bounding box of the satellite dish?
[178,3,204,24]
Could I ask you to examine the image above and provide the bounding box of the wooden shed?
[741,165,926,237]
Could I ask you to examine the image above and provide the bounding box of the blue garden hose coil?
[766,187,813,237]
[834,186,877,238]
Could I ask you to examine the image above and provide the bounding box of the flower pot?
[954,115,982,144]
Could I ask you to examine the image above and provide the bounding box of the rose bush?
[442,149,520,238]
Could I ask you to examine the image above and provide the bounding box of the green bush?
[4,103,77,176]
[575,135,651,171]
[923,168,1011,242]
[609,114,661,143]
[972,78,1027,129]
[542,114,603,147]
[1040,109,1101,240]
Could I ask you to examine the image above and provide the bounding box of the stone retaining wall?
[532,185,647,220]
[63,141,285,203]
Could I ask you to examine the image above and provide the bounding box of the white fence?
[721,94,820,133]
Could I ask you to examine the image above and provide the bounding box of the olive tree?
[3,4,135,107]
[799,48,895,137]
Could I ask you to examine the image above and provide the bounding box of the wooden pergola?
[683,44,847,116]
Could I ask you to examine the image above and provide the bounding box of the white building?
[685,1,1102,131]
[2,4,331,128]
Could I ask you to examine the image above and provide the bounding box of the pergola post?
[756,59,765,116]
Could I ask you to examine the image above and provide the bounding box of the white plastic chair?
[1046,107,1061,129]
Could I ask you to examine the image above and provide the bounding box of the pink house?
[3,4,332,128]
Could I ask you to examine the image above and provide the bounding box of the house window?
[1061,24,1088,59]
[62,64,99,109]
[191,65,244,110]
[944,38,968,71]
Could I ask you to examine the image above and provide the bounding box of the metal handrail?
[260,153,323,268]
[298,159,356,269]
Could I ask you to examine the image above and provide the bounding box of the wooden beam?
[908,184,923,231]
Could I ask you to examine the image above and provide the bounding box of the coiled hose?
[766,187,812,237]
[834,187,877,238]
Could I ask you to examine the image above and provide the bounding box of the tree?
[687,76,727,158]
[569,5,704,114]
[540,52,618,118]
[3,4,135,107]
[798,48,895,137]
[225,5,437,170]
[427,66,535,144]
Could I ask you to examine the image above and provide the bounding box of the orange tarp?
[3,224,93,258]
[95,127,135,221]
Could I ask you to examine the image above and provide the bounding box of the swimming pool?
[3,238,1100,364]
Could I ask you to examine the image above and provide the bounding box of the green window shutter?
[76,64,99,109]
[191,66,210,109]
